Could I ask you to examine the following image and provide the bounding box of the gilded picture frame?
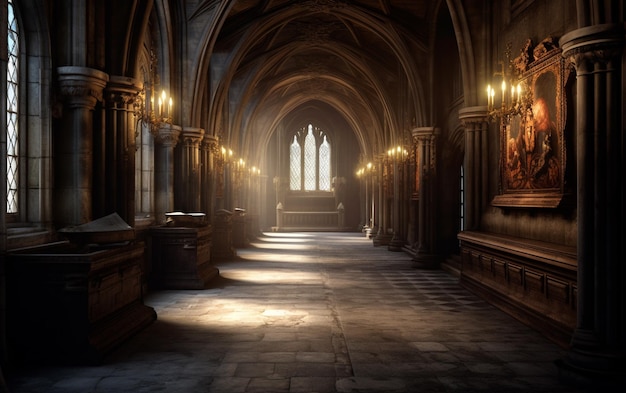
[492,47,568,208]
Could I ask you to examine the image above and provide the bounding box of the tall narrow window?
[134,50,159,220]
[319,135,330,191]
[289,135,301,190]
[303,125,316,190]
[289,124,332,191]
[6,0,19,214]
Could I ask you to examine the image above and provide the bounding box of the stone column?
[389,149,406,251]
[363,171,369,231]
[373,153,390,246]
[412,127,439,268]
[56,66,109,227]
[103,76,142,226]
[153,124,181,224]
[557,24,626,386]
[201,135,218,223]
[369,160,380,238]
[179,127,204,212]
[458,107,489,231]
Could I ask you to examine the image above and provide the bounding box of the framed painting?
[492,46,569,208]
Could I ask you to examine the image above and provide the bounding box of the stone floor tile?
[207,376,250,392]
[234,362,276,377]
[246,377,290,392]
[289,376,337,393]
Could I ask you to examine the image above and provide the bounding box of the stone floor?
[5,232,589,392]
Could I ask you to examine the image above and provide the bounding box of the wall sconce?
[356,162,374,178]
[486,43,531,121]
[134,49,173,133]
[221,146,233,162]
[387,146,408,161]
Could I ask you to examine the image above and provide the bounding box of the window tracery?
[6,0,19,214]
[289,124,331,191]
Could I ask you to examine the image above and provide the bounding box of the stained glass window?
[7,0,19,214]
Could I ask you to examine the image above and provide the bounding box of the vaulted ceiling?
[209,0,447,161]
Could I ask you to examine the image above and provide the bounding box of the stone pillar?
[201,135,218,223]
[369,162,379,238]
[458,106,489,231]
[389,149,406,251]
[179,127,204,212]
[56,66,109,227]
[557,24,626,387]
[373,154,390,246]
[365,169,371,230]
[103,76,142,226]
[224,158,233,212]
[153,124,181,224]
[411,127,439,268]
[246,167,262,239]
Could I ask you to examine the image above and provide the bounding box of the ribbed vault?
[206,0,437,166]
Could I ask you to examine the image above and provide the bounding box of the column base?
[555,353,626,389]
[372,232,392,247]
[388,235,405,252]
[555,328,626,389]
[412,251,439,269]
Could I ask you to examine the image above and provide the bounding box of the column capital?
[105,75,142,106]
[202,134,220,153]
[181,126,205,145]
[458,106,489,126]
[560,24,624,70]
[154,124,181,147]
[57,66,109,109]
[411,126,439,141]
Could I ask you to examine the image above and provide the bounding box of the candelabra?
[134,49,173,134]
[486,43,532,121]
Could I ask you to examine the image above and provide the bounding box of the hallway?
[6,232,584,393]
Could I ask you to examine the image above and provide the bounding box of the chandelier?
[134,49,173,133]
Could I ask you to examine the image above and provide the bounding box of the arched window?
[135,52,155,220]
[289,135,301,190]
[6,0,19,214]
[3,0,52,233]
[289,124,331,191]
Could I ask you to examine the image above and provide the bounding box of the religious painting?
[492,44,568,208]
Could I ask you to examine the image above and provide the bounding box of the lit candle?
[161,90,167,117]
[169,97,173,119]
[511,85,515,103]
[158,97,162,118]
[487,85,491,108]
[501,80,506,105]
[517,84,521,102]
[490,88,495,109]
